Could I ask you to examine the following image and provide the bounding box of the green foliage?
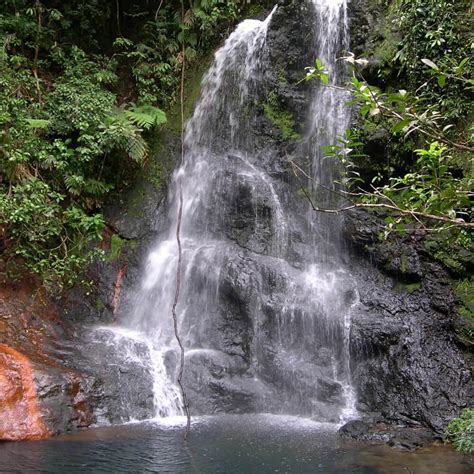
[380,143,471,228]
[0,2,172,291]
[346,0,473,190]
[109,234,126,261]
[0,0,269,292]
[112,0,243,107]
[423,230,473,276]
[305,59,329,85]
[309,51,473,239]
[103,105,167,164]
[394,0,472,121]
[452,279,474,344]
[0,179,104,292]
[124,105,167,130]
[445,409,474,454]
[263,91,300,141]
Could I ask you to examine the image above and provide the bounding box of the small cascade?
[303,0,357,421]
[102,0,358,426]
[93,327,183,417]
[306,0,351,254]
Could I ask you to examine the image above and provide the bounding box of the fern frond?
[124,105,167,130]
[64,175,85,195]
[102,106,156,162]
[84,179,113,196]
[125,132,149,162]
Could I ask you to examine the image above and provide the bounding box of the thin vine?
[170,0,192,440]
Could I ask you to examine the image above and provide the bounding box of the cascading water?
[98,0,359,426]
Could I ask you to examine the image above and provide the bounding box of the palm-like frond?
[124,105,167,130]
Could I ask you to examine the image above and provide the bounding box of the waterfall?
[99,0,358,426]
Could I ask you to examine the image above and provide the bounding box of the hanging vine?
[170,0,192,441]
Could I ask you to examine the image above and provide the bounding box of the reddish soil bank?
[0,273,93,441]
[0,344,50,441]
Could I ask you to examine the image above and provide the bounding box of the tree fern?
[121,128,149,163]
[124,105,167,130]
[103,105,165,163]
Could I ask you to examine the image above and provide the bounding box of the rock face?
[344,210,473,434]
[0,279,102,440]
[339,418,436,450]
[0,273,163,440]
[347,0,386,58]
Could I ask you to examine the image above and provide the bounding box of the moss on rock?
[109,234,126,261]
[262,91,300,140]
[166,54,213,134]
[454,279,474,345]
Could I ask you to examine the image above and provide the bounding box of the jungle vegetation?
[0,0,271,291]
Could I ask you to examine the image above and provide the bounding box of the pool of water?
[1,415,472,473]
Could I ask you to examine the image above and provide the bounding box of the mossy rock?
[166,54,213,134]
[262,90,300,140]
[109,234,126,261]
[395,281,422,294]
[453,278,474,347]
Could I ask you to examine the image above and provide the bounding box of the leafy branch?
[302,53,473,235]
[305,53,474,153]
[290,158,474,231]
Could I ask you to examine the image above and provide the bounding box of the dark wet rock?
[267,0,315,118]
[68,329,159,424]
[183,349,261,414]
[339,419,436,450]
[347,0,400,88]
[33,363,97,434]
[347,0,386,57]
[344,210,473,433]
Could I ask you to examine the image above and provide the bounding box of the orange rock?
[0,344,50,441]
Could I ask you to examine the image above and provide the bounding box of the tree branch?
[291,160,474,229]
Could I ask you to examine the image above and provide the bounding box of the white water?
[95,0,358,426]
[141,8,278,418]
[306,0,357,422]
[92,326,183,417]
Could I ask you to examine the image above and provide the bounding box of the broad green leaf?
[392,119,411,133]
